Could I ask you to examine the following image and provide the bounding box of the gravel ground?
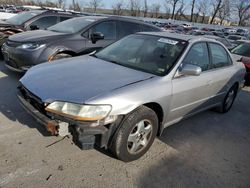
[0,61,250,188]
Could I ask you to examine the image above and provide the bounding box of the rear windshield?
[6,11,38,25]
[48,17,95,34]
[95,34,188,76]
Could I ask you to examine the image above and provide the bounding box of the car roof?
[139,31,200,41]
[202,35,220,39]
[67,16,161,29]
[138,31,223,44]
[27,10,46,14]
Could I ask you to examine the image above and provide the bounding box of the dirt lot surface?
[0,61,250,188]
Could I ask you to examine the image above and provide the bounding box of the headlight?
[18,43,45,50]
[45,101,112,121]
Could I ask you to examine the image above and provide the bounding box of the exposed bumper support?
[17,90,124,150]
[17,91,59,135]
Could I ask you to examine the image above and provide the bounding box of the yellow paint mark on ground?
[0,71,7,78]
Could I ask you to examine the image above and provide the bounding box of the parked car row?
[0,11,247,162]
[1,15,161,72]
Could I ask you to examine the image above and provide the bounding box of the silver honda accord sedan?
[18,32,245,162]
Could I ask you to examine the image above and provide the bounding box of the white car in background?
[0,12,16,20]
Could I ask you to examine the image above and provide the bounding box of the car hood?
[20,55,155,104]
[9,30,67,42]
[0,20,14,27]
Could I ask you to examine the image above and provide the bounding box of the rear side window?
[59,16,71,22]
[118,21,141,38]
[92,21,116,40]
[141,25,159,32]
[209,43,232,68]
[183,43,210,71]
[29,16,58,30]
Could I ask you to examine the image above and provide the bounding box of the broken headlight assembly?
[45,101,112,121]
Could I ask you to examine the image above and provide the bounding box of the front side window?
[91,21,116,40]
[183,43,210,71]
[209,43,232,68]
[95,34,188,76]
[142,25,159,32]
[28,16,58,30]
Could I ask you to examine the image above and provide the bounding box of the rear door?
[167,42,214,122]
[206,42,235,102]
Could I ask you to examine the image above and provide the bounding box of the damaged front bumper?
[17,91,122,150]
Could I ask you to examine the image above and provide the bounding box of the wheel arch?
[143,102,164,136]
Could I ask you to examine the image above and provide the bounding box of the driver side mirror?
[179,64,202,76]
[30,25,39,30]
[91,32,104,44]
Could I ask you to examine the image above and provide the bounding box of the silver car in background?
[18,32,245,162]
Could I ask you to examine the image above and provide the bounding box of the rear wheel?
[110,106,158,162]
[218,84,238,113]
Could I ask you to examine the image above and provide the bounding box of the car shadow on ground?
[138,88,250,188]
[0,62,51,136]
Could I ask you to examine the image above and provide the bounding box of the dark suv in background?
[2,16,161,72]
[0,10,76,46]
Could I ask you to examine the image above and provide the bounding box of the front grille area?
[19,85,46,114]
[6,59,19,68]
[6,40,21,48]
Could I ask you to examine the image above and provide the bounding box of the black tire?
[52,53,72,61]
[110,106,158,162]
[217,84,238,113]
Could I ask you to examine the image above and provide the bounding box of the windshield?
[6,11,38,25]
[95,34,188,76]
[231,43,250,57]
[48,17,95,34]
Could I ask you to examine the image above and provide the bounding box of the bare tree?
[190,0,196,22]
[142,0,148,17]
[166,0,181,19]
[234,0,250,26]
[88,0,103,13]
[217,0,230,25]
[112,0,124,15]
[151,3,161,18]
[197,0,209,23]
[210,0,223,24]
[57,0,66,9]
[129,0,141,17]
[164,2,171,19]
[175,0,187,20]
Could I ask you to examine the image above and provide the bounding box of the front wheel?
[50,53,72,61]
[110,106,158,162]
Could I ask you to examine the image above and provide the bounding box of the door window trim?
[207,41,233,71]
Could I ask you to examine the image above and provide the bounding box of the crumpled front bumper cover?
[17,91,59,135]
[17,90,122,150]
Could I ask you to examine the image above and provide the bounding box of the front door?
[167,42,214,123]
[82,21,117,54]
